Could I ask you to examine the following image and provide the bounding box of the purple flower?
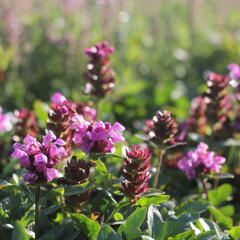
[177,142,226,179]
[228,63,240,79]
[72,119,125,153]
[23,172,38,184]
[12,131,68,184]
[51,92,66,105]
[81,131,95,153]
[91,121,109,141]
[43,167,59,182]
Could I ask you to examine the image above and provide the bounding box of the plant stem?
[200,177,209,200]
[153,149,166,188]
[35,185,41,240]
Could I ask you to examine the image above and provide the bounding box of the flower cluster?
[12,131,68,184]
[72,116,125,153]
[0,106,13,133]
[47,93,96,153]
[145,110,178,146]
[59,156,97,209]
[121,146,151,200]
[84,41,115,98]
[13,108,39,141]
[177,142,225,179]
[64,156,96,184]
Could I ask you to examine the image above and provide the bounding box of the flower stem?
[153,149,166,188]
[200,177,209,200]
[35,185,41,240]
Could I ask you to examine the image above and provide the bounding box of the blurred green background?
[0,0,240,130]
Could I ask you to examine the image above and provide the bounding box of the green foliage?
[208,184,233,206]
[229,226,240,240]
[71,213,101,240]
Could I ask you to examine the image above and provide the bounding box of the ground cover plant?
[0,39,240,240]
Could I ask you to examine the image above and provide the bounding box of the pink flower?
[177,142,226,179]
[0,106,13,133]
[228,63,240,79]
[12,131,67,184]
[72,119,125,153]
[51,92,66,105]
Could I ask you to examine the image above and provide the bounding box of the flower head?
[121,145,151,200]
[84,41,115,98]
[177,142,225,179]
[72,119,125,153]
[12,131,68,184]
[145,110,178,146]
[47,93,96,153]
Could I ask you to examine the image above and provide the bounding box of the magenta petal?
[51,92,66,104]
[44,168,59,181]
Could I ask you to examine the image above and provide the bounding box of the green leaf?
[208,206,233,229]
[193,231,215,240]
[147,204,164,238]
[219,205,234,217]
[154,213,199,240]
[33,100,48,127]
[208,184,232,206]
[63,182,94,197]
[168,230,194,240]
[135,194,170,207]
[11,221,29,240]
[118,207,147,240]
[0,180,13,189]
[206,173,234,180]
[176,200,209,216]
[97,225,120,240]
[114,212,124,221]
[95,160,107,172]
[229,226,240,240]
[71,213,101,240]
[39,225,66,240]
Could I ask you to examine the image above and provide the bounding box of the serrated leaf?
[72,213,101,240]
[135,194,170,207]
[208,184,232,206]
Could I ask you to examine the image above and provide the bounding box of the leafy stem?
[153,148,166,189]
[35,185,41,240]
